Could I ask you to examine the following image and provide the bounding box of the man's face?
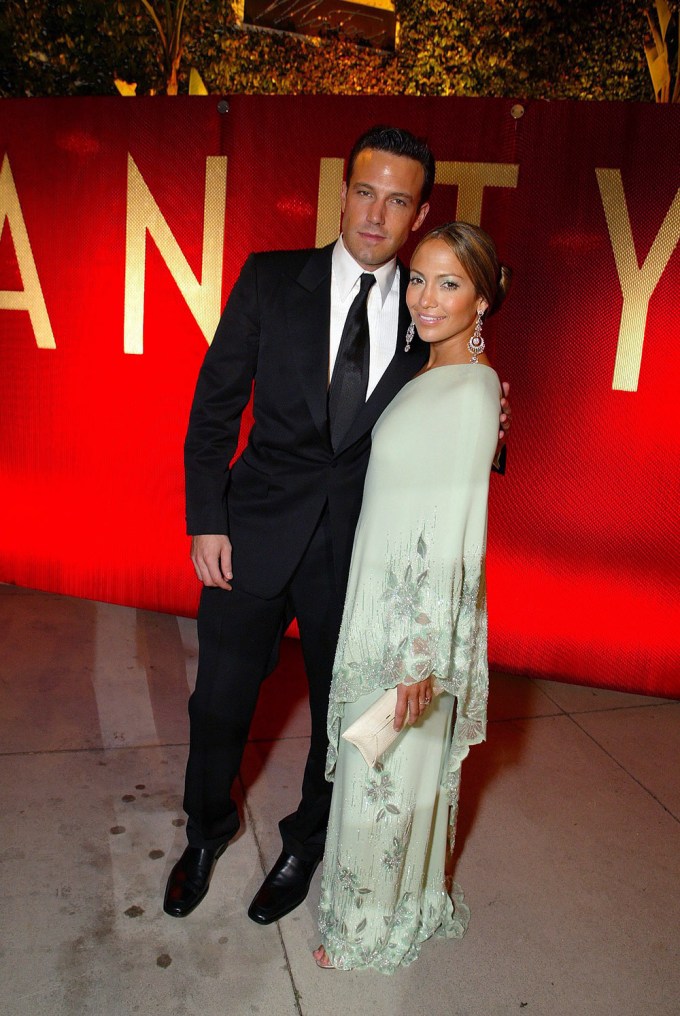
[341,149,430,270]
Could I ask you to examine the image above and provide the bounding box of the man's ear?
[412,201,430,232]
[340,181,348,213]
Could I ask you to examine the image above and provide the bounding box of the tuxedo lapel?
[336,262,427,452]
[286,245,334,442]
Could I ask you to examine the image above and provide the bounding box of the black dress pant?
[183,511,344,862]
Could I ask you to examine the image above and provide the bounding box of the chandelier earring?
[467,311,485,363]
[404,321,416,353]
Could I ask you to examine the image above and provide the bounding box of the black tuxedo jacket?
[184,242,428,599]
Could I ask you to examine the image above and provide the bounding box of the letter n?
[124,155,227,353]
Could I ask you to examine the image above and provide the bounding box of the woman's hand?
[394,676,435,732]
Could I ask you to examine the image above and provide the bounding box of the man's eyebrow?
[351,181,415,200]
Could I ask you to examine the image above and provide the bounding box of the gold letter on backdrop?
[0,154,56,349]
[434,162,519,224]
[315,159,519,244]
[597,168,680,392]
[315,158,344,248]
[124,155,227,353]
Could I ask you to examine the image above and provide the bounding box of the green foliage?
[0,1,161,95]
[138,0,187,93]
[0,0,658,101]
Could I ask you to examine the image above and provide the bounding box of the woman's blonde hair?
[412,221,512,317]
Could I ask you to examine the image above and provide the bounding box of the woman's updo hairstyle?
[411,221,511,317]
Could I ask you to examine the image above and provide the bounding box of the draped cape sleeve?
[325,365,501,815]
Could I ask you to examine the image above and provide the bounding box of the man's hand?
[493,380,512,467]
[498,380,512,443]
[394,676,435,732]
[191,534,233,590]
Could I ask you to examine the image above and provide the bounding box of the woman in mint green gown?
[315,222,511,973]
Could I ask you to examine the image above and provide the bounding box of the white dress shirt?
[329,235,401,398]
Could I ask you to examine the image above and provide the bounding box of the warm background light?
[0,94,678,698]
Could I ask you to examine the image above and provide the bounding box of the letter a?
[0,154,56,349]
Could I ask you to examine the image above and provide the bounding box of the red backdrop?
[1,96,678,696]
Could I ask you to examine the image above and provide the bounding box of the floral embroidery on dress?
[380,562,430,625]
[318,364,500,973]
[317,797,469,973]
[365,770,401,821]
[381,837,406,872]
[326,525,489,835]
[334,858,373,906]
[318,872,471,973]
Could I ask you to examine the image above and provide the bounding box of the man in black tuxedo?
[164,125,510,924]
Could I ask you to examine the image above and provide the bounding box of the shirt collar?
[333,235,398,307]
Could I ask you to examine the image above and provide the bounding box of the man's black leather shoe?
[163,844,227,918]
[247,851,321,924]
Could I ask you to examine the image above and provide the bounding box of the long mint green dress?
[319,363,501,973]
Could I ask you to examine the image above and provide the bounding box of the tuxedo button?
[329,460,338,469]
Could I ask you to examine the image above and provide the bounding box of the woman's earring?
[467,311,485,363]
[405,321,415,352]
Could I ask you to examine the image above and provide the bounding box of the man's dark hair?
[346,125,435,207]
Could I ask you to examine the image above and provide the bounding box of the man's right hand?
[190,534,233,589]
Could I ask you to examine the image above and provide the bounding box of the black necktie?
[328,272,376,450]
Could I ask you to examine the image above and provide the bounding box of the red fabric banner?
[0,96,678,696]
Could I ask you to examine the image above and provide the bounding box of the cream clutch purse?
[341,686,442,768]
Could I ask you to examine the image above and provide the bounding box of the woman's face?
[407,238,488,350]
